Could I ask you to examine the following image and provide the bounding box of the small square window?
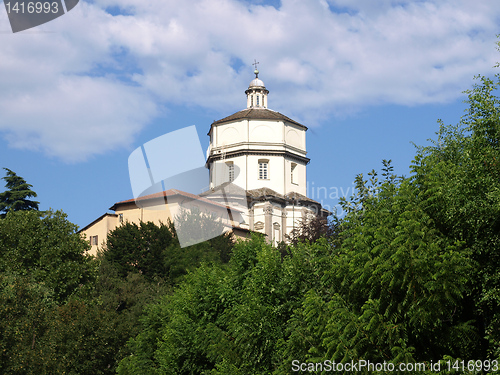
[90,235,98,246]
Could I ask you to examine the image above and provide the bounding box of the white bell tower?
[245,62,269,109]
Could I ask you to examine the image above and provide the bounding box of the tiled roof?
[284,191,320,204]
[78,212,118,233]
[244,188,323,205]
[210,108,307,129]
[202,185,323,206]
[247,187,284,200]
[110,189,239,211]
[199,181,247,197]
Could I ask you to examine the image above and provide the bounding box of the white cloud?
[0,0,499,161]
[0,75,156,162]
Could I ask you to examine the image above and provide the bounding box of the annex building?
[80,68,328,255]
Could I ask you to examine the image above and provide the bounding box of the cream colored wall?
[81,214,119,256]
[82,195,247,256]
[129,204,173,226]
[169,199,238,228]
[81,200,174,257]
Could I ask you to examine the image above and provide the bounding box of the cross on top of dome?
[246,60,269,108]
[253,59,260,78]
[249,59,265,88]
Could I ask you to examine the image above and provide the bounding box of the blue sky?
[0,0,499,228]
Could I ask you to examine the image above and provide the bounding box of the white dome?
[249,78,265,87]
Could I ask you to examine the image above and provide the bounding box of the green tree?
[0,209,172,374]
[118,234,333,374]
[412,72,500,360]
[277,72,500,371]
[0,168,39,218]
[0,273,55,375]
[280,176,476,372]
[0,209,96,302]
[286,214,337,247]
[102,219,233,285]
[103,221,176,280]
[39,300,122,375]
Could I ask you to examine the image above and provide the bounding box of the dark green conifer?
[0,168,39,218]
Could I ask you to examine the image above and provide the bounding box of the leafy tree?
[0,209,96,302]
[40,300,123,375]
[286,214,337,247]
[0,210,102,373]
[0,168,39,218]
[0,273,55,375]
[103,221,177,280]
[277,73,500,370]
[412,72,500,360]
[118,234,334,374]
[102,219,233,285]
[280,176,476,371]
[0,209,172,374]
[174,206,227,248]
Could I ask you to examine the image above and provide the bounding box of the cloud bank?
[0,0,499,161]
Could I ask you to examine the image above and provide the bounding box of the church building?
[201,67,328,244]
[80,66,328,254]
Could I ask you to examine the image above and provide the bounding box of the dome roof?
[210,108,307,129]
[249,78,265,87]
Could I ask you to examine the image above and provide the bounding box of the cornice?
[206,148,310,165]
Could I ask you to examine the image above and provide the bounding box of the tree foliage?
[0,209,95,302]
[412,73,500,360]
[0,273,55,375]
[102,218,233,285]
[117,235,332,375]
[0,168,39,218]
[286,214,337,247]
